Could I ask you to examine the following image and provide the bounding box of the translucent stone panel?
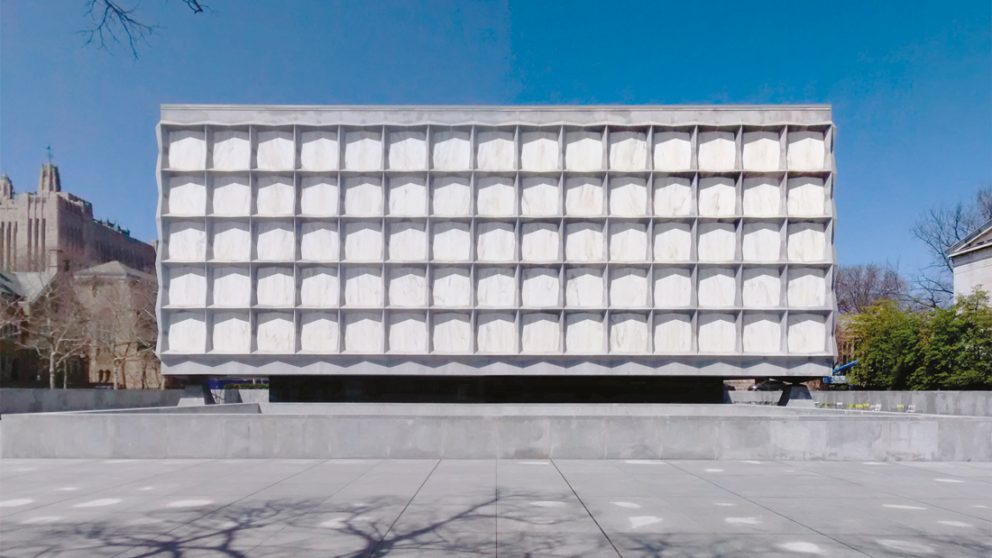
[477,313,516,353]
[167,221,206,261]
[743,313,781,353]
[610,313,648,353]
[521,177,560,216]
[300,130,338,171]
[344,267,383,307]
[653,268,691,307]
[212,129,250,170]
[609,177,647,216]
[256,312,294,352]
[432,222,471,261]
[477,176,515,216]
[653,131,692,171]
[211,267,250,307]
[742,131,780,171]
[167,176,206,215]
[476,130,515,171]
[521,222,559,261]
[432,176,471,216]
[565,267,604,308]
[654,176,692,217]
[698,223,736,262]
[432,313,472,353]
[432,267,471,307]
[476,222,515,262]
[654,222,691,262]
[520,130,559,171]
[299,267,338,307]
[566,223,605,262]
[300,222,339,261]
[167,312,205,353]
[565,130,603,171]
[654,313,691,353]
[788,268,827,308]
[256,176,295,216]
[521,268,559,307]
[698,268,736,308]
[742,222,781,262]
[698,177,736,217]
[256,130,295,171]
[256,266,294,307]
[432,130,471,170]
[522,313,560,353]
[388,267,427,307]
[167,267,206,307]
[212,312,250,353]
[787,177,826,216]
[344,176,383,216]
[788,313,826,353]
[476,267,515,307]
[344,312,383,352]
[610,268,648,308]
[344,130,382,171]
[388,129,427,171]
[212,176,251,216]
[788,223,827,262]
[300,313,338,353]
[609,223,647,262]
[787,130,826,170]
[698,313,736,353]
[609,131,648,171]
[566,313,604,353]
[168,129,205,170]
[564,176,604,216]
[343,221,383,261]
[698,130,736,171]
[742,268,781,308]
[388,312,427,353]
[388,175,427,216]
[388,222,427,261]
[742,177,780,217]
[255,222,295,261]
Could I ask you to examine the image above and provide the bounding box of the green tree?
[847,301,921,389]
[910,291,992,390]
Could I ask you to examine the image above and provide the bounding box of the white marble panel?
[788,223,827,262]
[211,312,250,353]
[432,313,472,353]
[742,222,781,262]
[168,176,206,215]
[388,129,427,170]
[167,267,206,307]
[653,131,692,171]
[344,312,383,352]
[168,222,206,261]
[609,130,648,171]
[388,267,426,307]
[565,223,605,262]
[788,313,826,353]
[476,268,515,307]
[698,223,736,262]
[742,131,780,171]
[698,313,736,353]
[432,267,471,307]
[256,312,294,352]
[564,176,604,216]
[698,131,736,171]
[256,176,295,216]
[566,313,604,353]
[521,222,559,262]
[565,130,603,171]
[698,177,736,217]
[212,176,251,216]
[432,222,470,261]
[211,267,250,307]
[565,268,604,308]
[300,130,338,171]
[344,267,382,307]
[166,312,205,353]
[609,222,647,262]
[344,130,382,171]
[653,222,691,262]
[609,177,647,216]
[476,222,515,262]
[654,313,691,353]
[521,313,560,353]
[743,313,781,353]
[344,221,383,261]
[344,176,383,216]
[300,313,338,353]
[388,175,427,216]
[653,268,691,307]
[256,130,295,171]
[476,176,515,216]
[521,268,559,307]
[388,222,427,261]
[168,129,205,170]
[787,130,826,170]
[300,222,339,261]
[788,268,827,308]
[299,267,338,307]
[255,221,294,261]
[432,176,471,216]
[476,130,515,170]
[787,176,826,216]
[698,268,736,308]
[211,130,250,170]
[432,130,471,170]
[743,268,780,308]
[610,313,648,353]
[256,266,295,307]
[742,177,780,217]
[610,268,648,308]
[521,176,560,216]
[477,313,516,353]
[388,312,428,353]
[520,130,559,171]
[654,176,692,217]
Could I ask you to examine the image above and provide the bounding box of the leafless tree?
[835,263,907,314]
[911,186,992,307]
[18,275,90,389]
[82,0,207,58]
[84,277,158,389]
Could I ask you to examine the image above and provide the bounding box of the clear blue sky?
[1,1,990,275]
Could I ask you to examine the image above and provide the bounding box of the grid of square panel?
[158,123,835,356]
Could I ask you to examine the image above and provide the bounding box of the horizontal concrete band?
[3,405,989,461]
[731,390,992,417]
[0,388,184,414]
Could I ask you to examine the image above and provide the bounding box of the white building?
[156,105,837,391]
[949,218,992,299]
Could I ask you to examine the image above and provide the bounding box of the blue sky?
[1,0,989,275]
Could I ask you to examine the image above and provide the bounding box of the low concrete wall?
[0,388,184,414]
[730,390,992,416]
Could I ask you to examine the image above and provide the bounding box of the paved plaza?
[0,458,989,557]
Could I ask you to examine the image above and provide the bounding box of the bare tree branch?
[81,0,208,58]
[835,263,907,314]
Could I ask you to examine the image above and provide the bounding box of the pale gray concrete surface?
[0,388,184,414]
[0,458,989,557]
[730,390,992,417]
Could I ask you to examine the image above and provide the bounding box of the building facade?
[157,105,837,383]
[949,218,992,299]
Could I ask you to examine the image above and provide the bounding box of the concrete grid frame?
[156,105,837,377]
